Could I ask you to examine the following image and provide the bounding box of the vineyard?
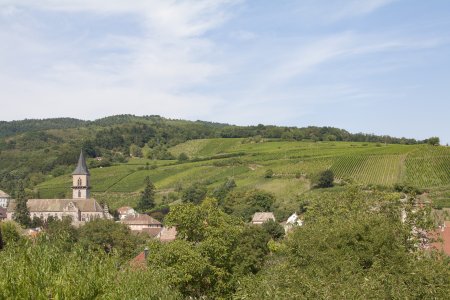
[36,139,450,209]
[331,155,404,186]
[404,146,450,188]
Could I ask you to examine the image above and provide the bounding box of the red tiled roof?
[117,206,134,214]
[141,227,163,237]
[252,212,275,223]
[130,251,147,269]
[121,214,162,225]
[430,221,450,256]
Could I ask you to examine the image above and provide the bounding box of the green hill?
[35,139,450,213]
[1,115,448,216]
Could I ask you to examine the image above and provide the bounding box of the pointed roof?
[72,150,90,175]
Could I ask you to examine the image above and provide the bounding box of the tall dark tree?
[13,181,31,227]
[182,182,207,204]
[137,176,156,211]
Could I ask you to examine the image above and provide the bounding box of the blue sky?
[0,0,449,144]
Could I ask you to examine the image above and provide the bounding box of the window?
[78,190,81,198]
[77,178,82,186]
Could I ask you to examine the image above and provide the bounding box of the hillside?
[35,139,450,215]
[0,115,426,197]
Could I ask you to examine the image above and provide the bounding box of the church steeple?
[72,150,90,199]
[73,150,90,175]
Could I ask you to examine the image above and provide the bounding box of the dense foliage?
[0,233,179,299]
[235,188,450,299]
[0,187,449,298]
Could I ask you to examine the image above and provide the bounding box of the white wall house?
[0,190,10,208]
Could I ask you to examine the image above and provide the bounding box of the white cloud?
[0,0,241,120]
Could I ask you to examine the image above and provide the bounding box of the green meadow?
[36,139,450,210]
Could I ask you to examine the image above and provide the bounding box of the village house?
[6,151,112,225]
[251,212,276,225]
[282,212,304,233]
[117,206,137,220]
[120,213,163,236]
[156,226,177,242]
[0,189,10,208]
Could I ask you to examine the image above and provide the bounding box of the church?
[7,151,112,226]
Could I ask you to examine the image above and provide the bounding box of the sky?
[0,0,449,144]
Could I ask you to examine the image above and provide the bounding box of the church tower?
[72,150,90,199]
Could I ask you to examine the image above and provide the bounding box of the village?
[1,151,448,259]
[0,152,306,245]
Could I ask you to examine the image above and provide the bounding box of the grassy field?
[36,139,450,210]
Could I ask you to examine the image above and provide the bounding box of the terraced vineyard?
[36,139,450,209]
[331,155,404,186]
[404,146,450,188]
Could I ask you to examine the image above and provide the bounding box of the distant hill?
[0,114,432,199]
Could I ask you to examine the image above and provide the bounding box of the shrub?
[313,170,334,188]
[264,169,274,178]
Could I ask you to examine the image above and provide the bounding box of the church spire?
[72,150,90,175]
[72,150,90,199]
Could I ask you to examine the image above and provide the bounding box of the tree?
[182,182,207,204]
[137,176,156,211]
[178,152,189,162]
[427,137,440,146]
[129,144,143,157]
[30,216,44,228]
[247,190,275,211]
[78,219,143,259]
[223,189,275,220]
[315,169,334,188]
[13,181,31,227]
[0,221,23,246]
[43,216,78,251]
[161,198,270,298]
[261,219,285,240]
[235,188,450,299]
[213,178,237,202]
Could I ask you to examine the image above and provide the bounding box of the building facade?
[0,190,10,208]
[7,151,111,225]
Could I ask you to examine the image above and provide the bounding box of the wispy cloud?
[0,0,241,119]
[294,0,397,24]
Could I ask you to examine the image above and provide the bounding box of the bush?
[264,169,274,178]
[313,170,334,188]
[178,152,189,162]
[261,219,285,240]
